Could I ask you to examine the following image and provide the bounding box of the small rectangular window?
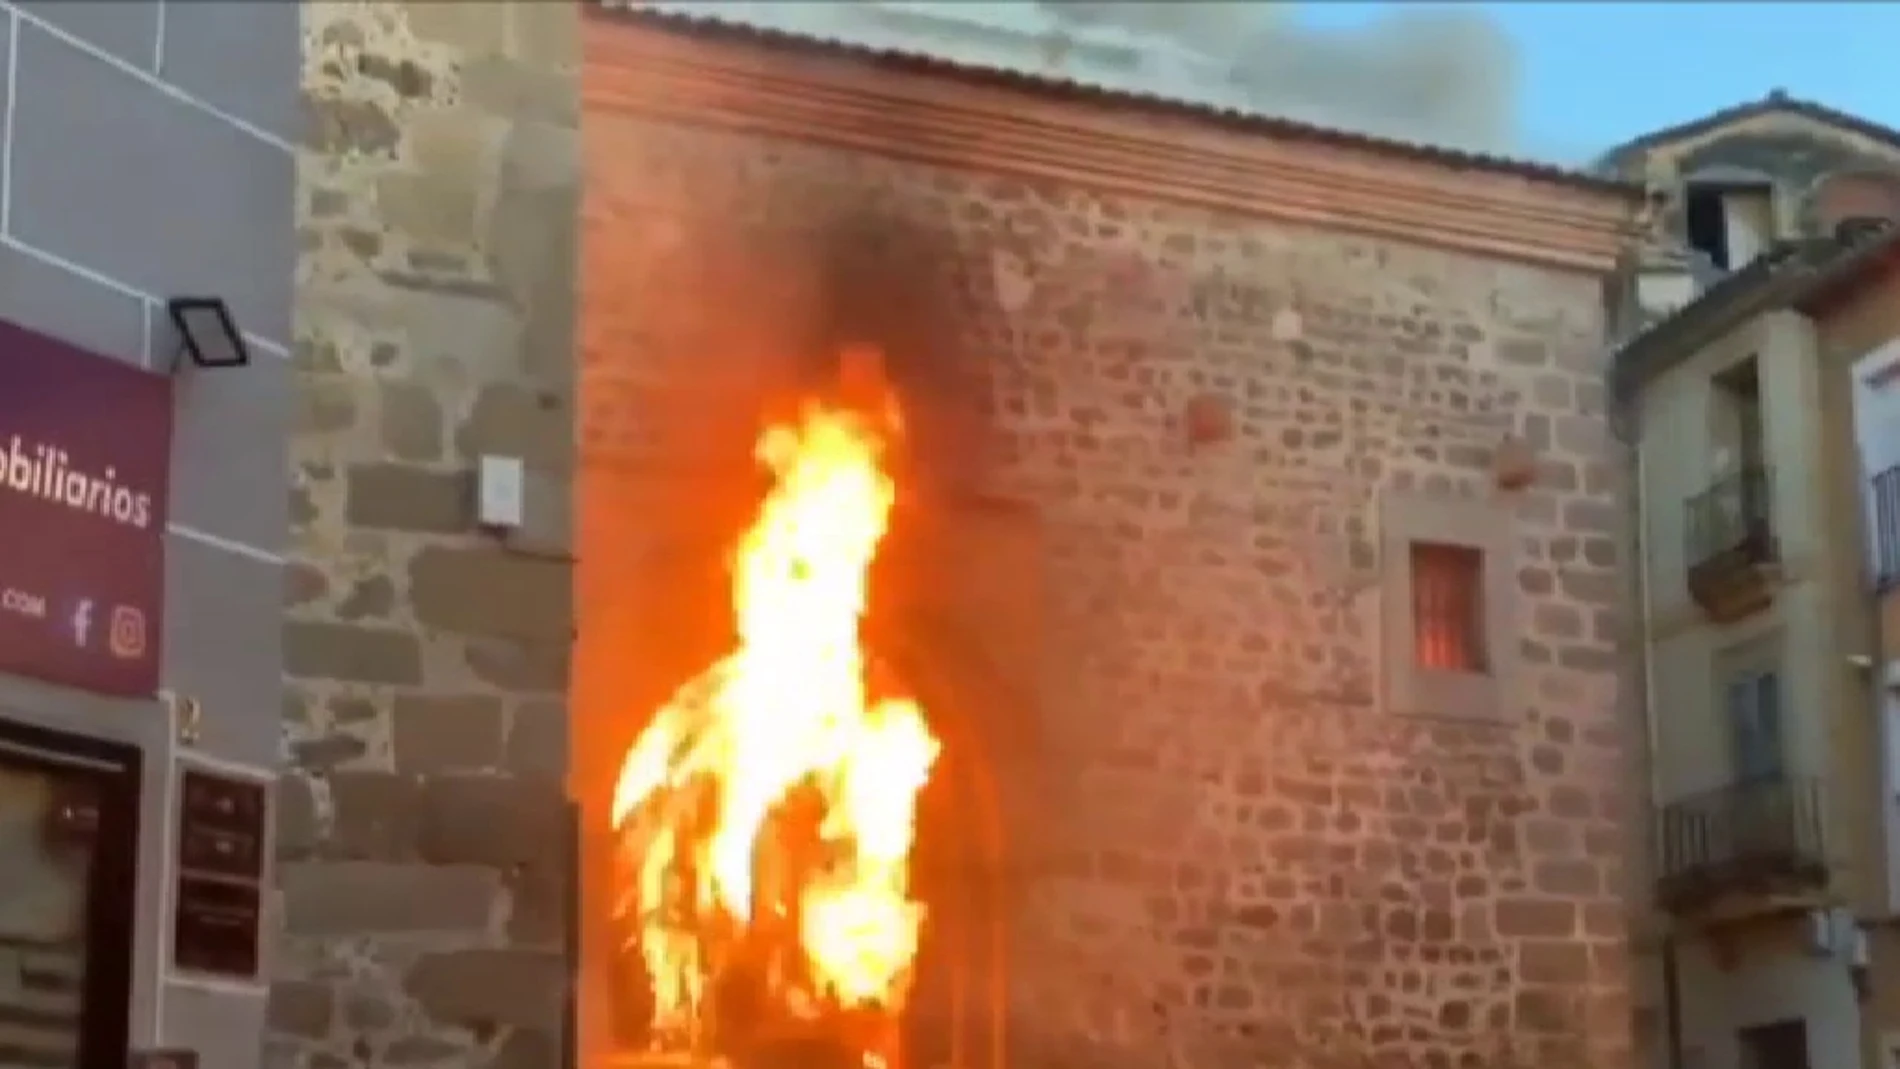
[1726,667,1784,783]
[1410,542,1487,674]
[1380,491,1517,723]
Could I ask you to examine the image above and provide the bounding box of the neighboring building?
[580,8,1639,1069]
[0,2,294,1068]
[1614,229,1890,1069]
[1826,233,1900,1069]
[1608,97,1900,1069]
[1601,91,1900,334]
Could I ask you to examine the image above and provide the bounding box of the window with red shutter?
[1410,542,1487,674]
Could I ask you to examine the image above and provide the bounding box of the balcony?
[1656,776,1827,915]
[1870,465,1900,591]
[1685,466,1780,621]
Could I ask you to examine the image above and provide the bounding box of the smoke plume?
[1039,2,1521,154]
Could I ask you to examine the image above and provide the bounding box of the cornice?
[583,17,1641,276]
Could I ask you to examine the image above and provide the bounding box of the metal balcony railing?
[1685,465,1775,570]
[1655,776,1826,911]
[1869,464,1900,590]
[1684,466,1778,620]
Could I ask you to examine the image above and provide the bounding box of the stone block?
[284,620,424,685]
[281,861,500,935]
[466,637,570,693]
[344,463,472,533]
[490,1027,560,1069]
[409,546,570,641]
[397,284,523,373]
[274,774,321,860]
[417,773,568,868]
[503,466,573,558]
[488,183,578,382]
[455,382,574,469]
[393,693,507,773]
[460,55,578,125]
[507,4,579,69]
[304,96,402,158]
[297,377,362,437]
[377,172,480,249]
[289,730,366,773]
[402,3,510,57]
[505,699,568,777]
[328,771,421,860]
[380,380,447,462]
[403,949,566,1030]
[265,980,334,1039]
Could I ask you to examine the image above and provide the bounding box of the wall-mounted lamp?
[165,296,250,371]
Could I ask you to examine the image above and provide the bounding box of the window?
[1702,358,1769,551]
[1685,183,1774,271]
[1685,186,1731,268]
[1411,543,1486,674]
[0,718,139,1069]
[1380,492,1516,722]
[1738,1019,1809,1069]
[1713,357,1764,472]
[1726,667,1784,783]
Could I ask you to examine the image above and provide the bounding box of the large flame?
[610,359,939,1064]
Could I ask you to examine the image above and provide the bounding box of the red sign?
[0,320,171,696]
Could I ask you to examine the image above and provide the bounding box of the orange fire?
[609,360,939,1064]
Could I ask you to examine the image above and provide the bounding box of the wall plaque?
[170,769,267,980]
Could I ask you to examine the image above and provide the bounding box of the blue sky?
[1293,2,1900,163]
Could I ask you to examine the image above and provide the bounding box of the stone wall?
[276,3,579,1067]
[581,79,1632,1069]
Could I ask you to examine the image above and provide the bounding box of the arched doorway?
[571,454,1043,1069]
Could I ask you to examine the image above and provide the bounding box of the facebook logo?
[68,599,93,650]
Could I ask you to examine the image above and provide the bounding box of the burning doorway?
[574,342,1037,1069]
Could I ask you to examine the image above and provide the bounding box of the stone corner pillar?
[279,3,581,1067]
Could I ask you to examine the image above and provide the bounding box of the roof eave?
[584,2,1638,199]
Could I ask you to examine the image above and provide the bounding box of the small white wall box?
[478,455,525,529]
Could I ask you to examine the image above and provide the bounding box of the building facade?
[0,2,1649,1068]
[0,1,294,1067]
[1610,99,1900,1069]
[579,9,1639,1069]
[1825,241,1900,1069]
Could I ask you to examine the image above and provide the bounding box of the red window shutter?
[1411,543,1485,673]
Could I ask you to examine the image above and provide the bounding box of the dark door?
[1738,1018,1809,1069]
[0,717,139,1069]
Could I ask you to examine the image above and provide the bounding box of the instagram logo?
[108,606,146,660]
